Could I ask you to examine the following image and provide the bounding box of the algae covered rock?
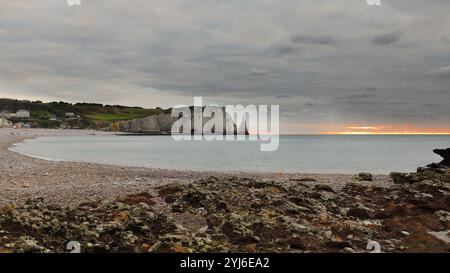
[358,172,373,181]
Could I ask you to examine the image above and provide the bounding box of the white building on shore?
[0,111,14,118]
[0,110,30,119]
[16,110,30,118]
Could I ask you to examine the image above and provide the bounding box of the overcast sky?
[0,0,449,133]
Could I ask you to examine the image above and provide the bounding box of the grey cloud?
[248,69,269,77]
[427,66,450,78]
[273,94,288,99]
[372,31,403,45]
[336,92,377,104]
[0,0,449,132]
[272,44,298,55]
[421,103,442,107]
[365,87,377,92]
[290,34,337,45]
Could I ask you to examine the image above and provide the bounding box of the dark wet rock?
[417,167,428,173]
[390,169,449,185]
[427,163,443,169]
[433,148,450,166]
[358,172,373,181]
[117,192,156,206]
[324,240,352,249]
[314,184,335,193]
[290,177,317,182]
[346,208,371,219]
[287,237,305,250]
[158,184,186,197]
[390,172,411,184]
[181,191,208,208]
[373,205,410,219]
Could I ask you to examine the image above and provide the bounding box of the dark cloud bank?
[0,0,449,133]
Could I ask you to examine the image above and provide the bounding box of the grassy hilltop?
[0,98,169,129]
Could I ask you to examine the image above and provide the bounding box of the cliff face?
[157,112,179,132]
[115,113,177,134]
[113,108,248,135]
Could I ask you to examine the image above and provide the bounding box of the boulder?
[433,148,450,167]
[346,207,371,219]
[358,172,373,181]
[390,172,410,184]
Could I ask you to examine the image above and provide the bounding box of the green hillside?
[0,98,169,129]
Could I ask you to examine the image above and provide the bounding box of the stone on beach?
[358,172,373,181]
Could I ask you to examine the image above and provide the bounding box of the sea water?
[9,135,450,174]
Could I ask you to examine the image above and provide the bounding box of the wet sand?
[0,128,391,207]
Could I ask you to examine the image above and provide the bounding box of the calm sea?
[10,135,450,174]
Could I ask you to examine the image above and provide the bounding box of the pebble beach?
[0,128,390,207]
[0,128,448,253]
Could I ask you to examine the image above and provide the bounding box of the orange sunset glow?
[322,125,450,135]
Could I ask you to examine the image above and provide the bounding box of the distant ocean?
[10,135,450,174]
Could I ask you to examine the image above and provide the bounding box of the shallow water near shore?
[10,135,450,174]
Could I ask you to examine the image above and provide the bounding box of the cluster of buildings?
[0,118,31,129]
[0,110,31,128]
[0,110,30,119]
[0,109,82,129]
[0,109,35,129]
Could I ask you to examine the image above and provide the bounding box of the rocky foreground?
[0,151,449,253]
